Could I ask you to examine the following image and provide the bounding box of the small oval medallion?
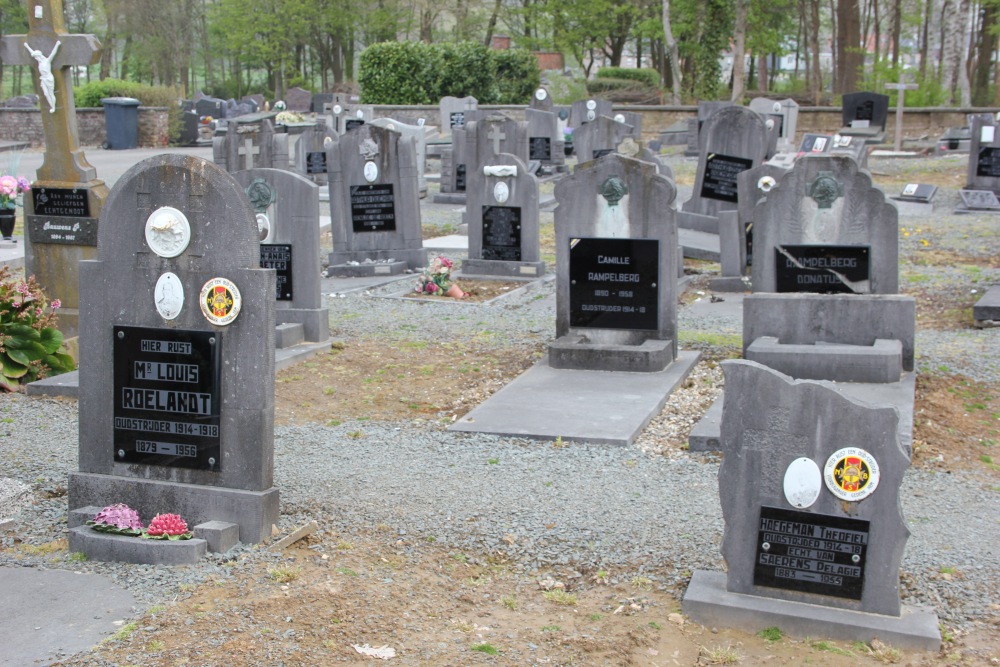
[824,447,880,502]
[332,104,343,115]
[586,110,596,122]
[145,206,191,258]
[586,100,597,110]
[200,277,242,326]
[614,113,626,123]
[493,181,509,204]
[783,457,821,508]
[256,213,271,242]
[535,88,547,101]
[154,272,184,320]
[364,161,378,182]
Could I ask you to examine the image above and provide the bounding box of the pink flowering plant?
[0,265,74,391]
[0,174,29,210]
[415,255,457,295]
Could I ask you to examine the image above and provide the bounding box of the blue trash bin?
[101,97,141,149]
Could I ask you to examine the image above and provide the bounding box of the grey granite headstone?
[525,107,565,169]
[213,114,290,172]
[462,153,545,278]
[195,96,224,119]
[572,115,635,164]
[829,133,870,167]
[681,106,769,224]
[439,95,478,134]
[966,116,1000,192]
[72,154,278,547]
[751,154,898,295]
[529,86,554,112]
[616,136,673,180]
[327,123,426,274]
[292,123,338,186]
[839,92,889,144]
[284,86,312,112]
[311,92,334,113]
[894,183,937,203]
[549,153,679,372]
[438,110,490,197]
[233,168,329,343]
[687,101,735,156]
[370,117,429,196]
[683,360,939,650]
[570,98,612,126]
[749,98,799,153]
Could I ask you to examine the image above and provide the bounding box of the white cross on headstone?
[488,125,506,156]
[240,137,261,170]
[885,73,919,152]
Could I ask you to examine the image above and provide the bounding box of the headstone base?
[275,322,305,349]
[68,525,208,565]
[432,192,468,205]
[708,276,750,293]
[746,336,903,383]
[68,472,278,545]
[973,285,1000,327]
[548,336,675,373]
[461,258,546,279]
[277,306,331,343]
[325,260,407,278]
[328,247,427,274]
[677,210,721,234]
[683,570,940,652]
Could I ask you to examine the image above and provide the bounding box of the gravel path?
[1,154,998,648]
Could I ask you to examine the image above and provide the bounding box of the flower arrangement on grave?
[415,255,466,298]
[0,174,28,240]
[275,110,306,124]
[142,513,193,540]
[0,266,74,392]
[86,503,144,536]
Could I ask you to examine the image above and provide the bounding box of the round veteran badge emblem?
[200,277,241,326]
[823,447,880,502]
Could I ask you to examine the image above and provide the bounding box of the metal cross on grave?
[488,124,506,156]
[884,73,919,152]
[0,0,102,184]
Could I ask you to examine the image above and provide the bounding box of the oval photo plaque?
[154,272,184,320]
[493,181,509,204]
[783,457,821,508]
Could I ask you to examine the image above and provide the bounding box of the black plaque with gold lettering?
[700,153,753,203]
[113,326,222,471]
[755,506,869,600]
[32,187,91,217]
[775,245,870,294]
[481,206,522,261]
[350,184,396,232]
[569,237,658,330]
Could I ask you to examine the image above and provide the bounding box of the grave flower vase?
[445,284,465,298]
[0,209,14,240]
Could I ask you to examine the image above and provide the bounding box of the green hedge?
[595,67,660,88]
[359,42,539,105]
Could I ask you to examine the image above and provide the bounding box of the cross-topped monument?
[885,73,919,152]
[0,0,108,338]
[488,125,506,156]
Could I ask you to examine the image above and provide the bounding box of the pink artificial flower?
[0,175,16,197]
[425,282,438,293]
[16,177,29,192]
[439,257,453,269]
[50,299,60,310]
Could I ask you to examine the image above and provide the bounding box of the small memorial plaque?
[306,151,328,174]
[113,326,222,471]
[456,164,467,192]
[260,244,293,300]
[32,187,91,217]
[350,184,396,232]
[345,119,365,132]
[569,237,659,330]
[799,134,830,153]
[481,206,522,261]
[976,146,1000,178]
[754,506,869,600]
[897,183,937,203]
[959,189,1000,210]
[775,245,870,294]
[592,148,614,160]
[26,215,98,246]
[854,100,875,122]
[450,111,465,129]
[700,153,753,203]
[529,136,552,161]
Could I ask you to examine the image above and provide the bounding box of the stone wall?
[0,107,170,148]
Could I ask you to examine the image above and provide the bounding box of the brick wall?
[0,107,170,147]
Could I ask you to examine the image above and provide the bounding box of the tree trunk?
[873,0,881,66]
[919,0,932,79]
[483,0,502,47]
[731,0,748,101]
[940,0,965,102]
[830,0,838,87]
[810,0,823,103]
[890,0,901,67]
[835,0,861,93]
[758,54,769,92]
[956,0,972,105]
[662,0,683,104]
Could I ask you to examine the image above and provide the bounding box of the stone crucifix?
[488,124,506,156]
[885,73,919,152]
[0,0,102,183]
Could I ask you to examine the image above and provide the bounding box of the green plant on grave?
[0,266,75,391]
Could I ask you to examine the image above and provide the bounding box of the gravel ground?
[1,153,998,644]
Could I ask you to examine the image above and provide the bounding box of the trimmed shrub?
[595,67,660,87]
[430,42,499,102]
[493,49,540,104]
[358,42,434,104]
[74,79,180,108]
[586,78,661,104]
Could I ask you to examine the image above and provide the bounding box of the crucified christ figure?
[24,40,61,113]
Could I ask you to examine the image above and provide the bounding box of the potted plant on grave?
[0,174,29,241]
[415,255,466,298]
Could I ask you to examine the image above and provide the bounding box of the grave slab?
[449,351,699,446]
[678,227,720,262]
[973,284,1000,326]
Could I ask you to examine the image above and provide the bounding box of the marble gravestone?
[438,109,489,199]
[461,114,529,189]
[679,106,769,234]
[572,115,636,164]
[529,85,554,112]
[570,98,612,126]
[439,95,478,135]
[549,153,680,373]
[326,123,426,276]
[284,86,312,112]
[749,98,800,154]
[686,101,735,156]
[233,168,329,344]
[966,115,1000,193]
[370,117,429,197]
[292,122,338,186]
[525,107,565,171]
[0,0,107,338]
[70,154,279,549]
[213,113,290,172]
[683,360,940,651]
[839,92,890,144]
[462,152,545,279]
[616,136,673,181]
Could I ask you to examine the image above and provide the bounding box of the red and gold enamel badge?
[823,447,880,501]
[199,277,241,326]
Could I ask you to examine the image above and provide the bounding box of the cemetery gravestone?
[437,110,489,199]
[572,115,635,164]
[686,101,735,156]
[884,74,918,151]
[439,95,478,135]
[284,86,312,112]
[0,0,107,338]
[195,96,224,120]
[549,153,680,372]
[233,168,329,344]
[327,123,426,275]
[293,121,338,186]
[525,107,565,171]
[570,98,612,126]
[967,115,1000,192]
[799,133,832,154]
[529,86,554,112]
[370,117,429,196]
[462,152,545,278]
[311,92,334,114]
[839,92,890,144]
[894,183,937,204]
[749,98,799,153]
[213,114,290,173]
[958,188,1000,211]
[70,154,279,548]
[683,359,940,650]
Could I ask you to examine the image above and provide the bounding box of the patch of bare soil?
[406,279,529,302]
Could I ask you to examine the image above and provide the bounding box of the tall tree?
[731,0,748,100]
[972,0,1000,105]
[662,0,682,103]
[835,0,861,93]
